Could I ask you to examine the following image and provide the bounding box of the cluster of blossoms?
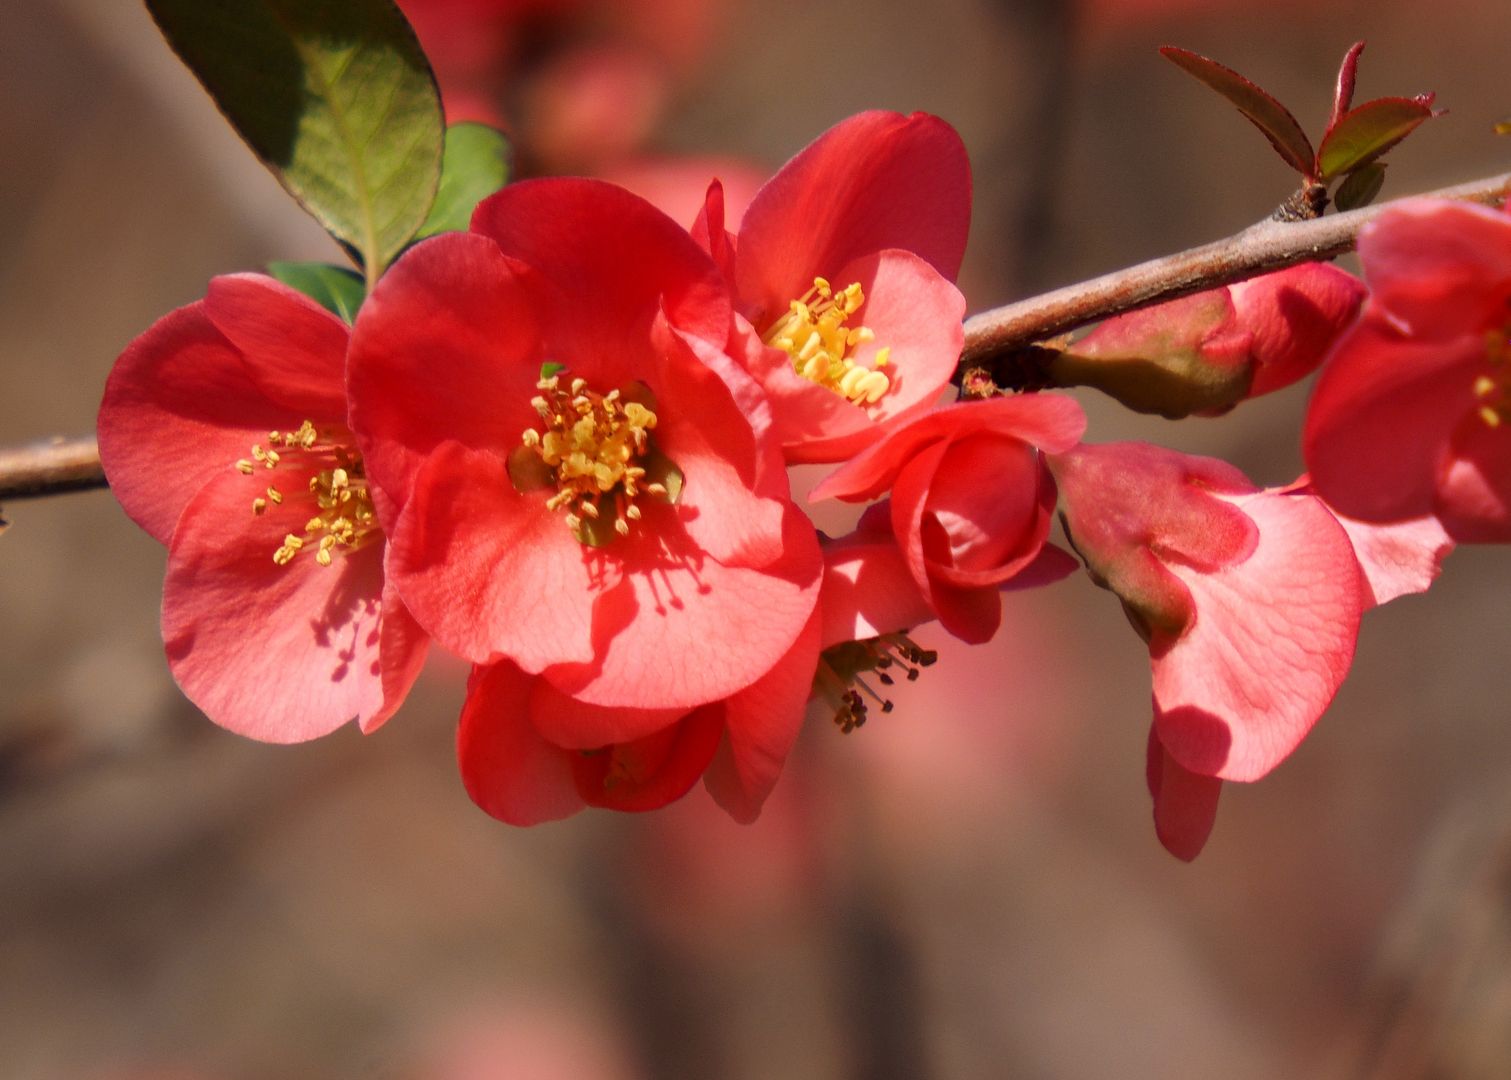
[97,107,1483,859]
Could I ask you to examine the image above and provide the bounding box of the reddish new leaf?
[1160,46,1315,178]
[1317,96,1437,181]
[1333,162,1386,212]
[1330,41,1366,131]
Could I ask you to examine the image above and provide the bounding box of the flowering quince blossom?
[1053,442,1452,859]
[810,394,1087,643]
[348,178,823,757]
[694,110,971,463]
[1305,199,1511,541]
[97,275,429,741]
[1054,263,1365,418]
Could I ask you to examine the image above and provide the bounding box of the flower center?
[1474,328,1511,428]
[235,420,379,567]
[763,277,892,406]
[813,632,938,733]
[509,373,683,547]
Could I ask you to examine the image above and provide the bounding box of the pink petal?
[161,468,389,742]
[1303,319,1482,523]
[1437,416,1511,541]
[703,606,822,823]
[1311,493,1454,607]
[736,111,971,326]
[459,661,587,826]
[1358,199,1511,340]
[1153,488,1364,782]
[98,301,309,545]
[1146,725,1222,862]
[204,274,350,419]
[527,677,686,749]
[541,503,822,710]
[387,442,612,669]
[348,232,545,511]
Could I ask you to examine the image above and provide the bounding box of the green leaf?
[1332,163,1387,212]
[267,260,367,322]
[146,0,445,285]
[417,123,511,239]
[1160,46,1316,178]
[1317,97,1437,181]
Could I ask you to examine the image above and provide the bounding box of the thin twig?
[0,436,106,501]
[959,170,1511,366]
[2,170,1509,504]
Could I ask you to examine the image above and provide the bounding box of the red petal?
[818,518,935,648]
[348,232,545,511]
[1438,417,1511,541]
[811,394,1086,503]
[470,177,732,374]
[541,503,821,710]
[1153,489,1363,782]
[98,301,309,545]
[363,575,431,734]
[571,709,725,813]
[527,677,686,749]
[1146,725,1222,862]
[458,661,587,826]
[703,606,822,823]
[1231,264,1365,398]
[736,111,971,327]
[204,274,349,420]
[1357,200,1511,340]
[161,468,389,742]
[1304,318,1481,523]
[387,443,612,669]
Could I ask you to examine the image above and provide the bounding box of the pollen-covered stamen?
[510,374,682,547]
[814,632,939,734]
[235,421,379,567]
[762,277,893,406]
[1475,327,1511,429]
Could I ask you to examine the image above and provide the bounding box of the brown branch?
[960,170,1511,367]
[2,170,1510,505]
[0,436,106,501]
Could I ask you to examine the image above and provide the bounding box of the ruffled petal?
[735,111,971,325]
[527,676,686,749]
[348,232,545,510]
[459,661,587,826]
[570,709,725,813]
[1358,200,1511,340]
[98,301,307,545]
[1303,320,1482,523]
[161,468,389,742]
[703,606,822,823]
[362,575,431,734]
[387,442,614,669]
[1153,489,1364,782]
[204,274,350,419]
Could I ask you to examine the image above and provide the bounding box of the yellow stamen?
[762,278,893,406]
[239,421,380,567]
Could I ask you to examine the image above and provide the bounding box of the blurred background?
[3,0,1511,1076]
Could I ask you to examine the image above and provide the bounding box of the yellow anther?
[1481,406,1503,428]
[236,459,255,475]
[252,497,267,515]
[266,486,282,505]
[762,278,892,407]
[240,420,379,568]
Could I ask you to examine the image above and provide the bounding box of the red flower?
[1056,263,1364,418]
[348,178,822,714]
[456,608,820,824]
[696,111,972,463]
[97,276,427,741]
[811,394,1085,643]
[1305,199,1511,541]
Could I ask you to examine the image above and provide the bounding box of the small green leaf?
[267,260,367,322]
[1160,46,1316,178]
[417,123,511,239]
[540,361,567,380]
[1317,97,1436,181]
[1333,163,1387,212]
[146,0,445,285]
